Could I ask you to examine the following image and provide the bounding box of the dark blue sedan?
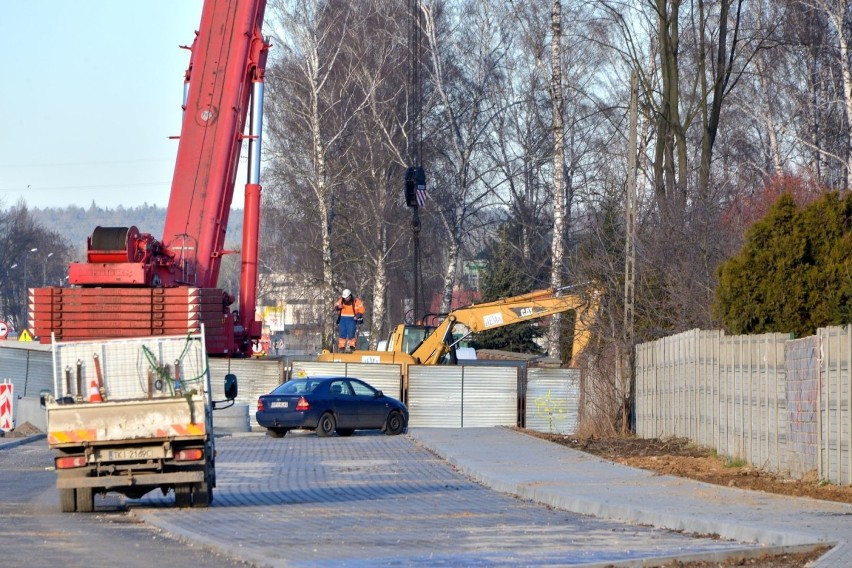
[255,376,408,438]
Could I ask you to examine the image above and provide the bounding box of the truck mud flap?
[56,471,204,489]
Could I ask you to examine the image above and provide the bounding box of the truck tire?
[60,488,77,513]
[175,484,192,507]
[191,480,212,507]
[76,486,95,513]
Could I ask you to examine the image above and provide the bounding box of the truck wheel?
[60,488,77,513]
[191,481,212,507]
[175,484,192,507]
[316,412,336,437]
[75,486,95,513]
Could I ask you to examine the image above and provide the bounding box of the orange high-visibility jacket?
[335,296,365,317]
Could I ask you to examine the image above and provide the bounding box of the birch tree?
[798,0,852,189]
[547,0,567,359]
[264,0,375,349]
[338,2,412,347]
[420,1,509,312]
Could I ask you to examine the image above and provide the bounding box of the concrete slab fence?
[636,326,851,486]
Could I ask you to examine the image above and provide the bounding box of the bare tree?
[797,0,852,189]
[543,0,568,359]
[419,1,509,313]
[0,201,71,332]
[264,0,376,349]
[338,1,412,347]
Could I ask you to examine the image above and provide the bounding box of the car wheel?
[384,410,405,436]
[267,428,288,438]
[336,428,354,437]
[316,412,336,437]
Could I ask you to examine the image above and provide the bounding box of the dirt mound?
[2,421,43,438]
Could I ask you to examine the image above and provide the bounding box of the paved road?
[4,426,848,566]
[0,438,249,567]
[4,430,796,567]
[129,431,758,567]
[410,428,852,568]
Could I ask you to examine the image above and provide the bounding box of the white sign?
[483,312,504,328]
[0,321,8,339]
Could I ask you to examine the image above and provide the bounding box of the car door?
[328,379,358,428]
[349,379,387,428]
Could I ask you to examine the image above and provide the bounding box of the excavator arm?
[320,287,599,369]
[411,288,599,365]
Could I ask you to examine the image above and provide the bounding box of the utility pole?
[622,71,638,433]
[405,0,426,323]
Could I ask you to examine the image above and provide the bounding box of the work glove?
[355,315,364,325]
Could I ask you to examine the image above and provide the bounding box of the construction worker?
[334,288,365,352]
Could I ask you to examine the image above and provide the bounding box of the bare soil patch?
[521,430,852,504]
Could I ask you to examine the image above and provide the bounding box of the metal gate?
[408,365,517,428]
[525,368,581,434]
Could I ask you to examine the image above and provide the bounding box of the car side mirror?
[224,373,238,400]
[375,390,383,398]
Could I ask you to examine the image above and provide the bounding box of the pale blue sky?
[0,1,250,211]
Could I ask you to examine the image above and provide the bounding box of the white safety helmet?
[342,288,352,299]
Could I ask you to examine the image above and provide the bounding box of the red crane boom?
[30,0,269,356]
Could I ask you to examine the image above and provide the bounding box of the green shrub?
[714,191,852,336]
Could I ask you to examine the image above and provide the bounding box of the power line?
[0,158,172,169]
[0,181,169,192]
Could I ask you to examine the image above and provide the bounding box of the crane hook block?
[404,166,426,208]
[404,167,418,207]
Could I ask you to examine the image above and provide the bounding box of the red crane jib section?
[31,0,269,357]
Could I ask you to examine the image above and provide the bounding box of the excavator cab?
[395,323,460,365]
[399,325,435,355]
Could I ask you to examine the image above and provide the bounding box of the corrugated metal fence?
[0,342,52,399]
[1,344,583,433]
[525,368,582,434]
[636,326,851,485]
[292,360,520,428]
[208,358,284,430]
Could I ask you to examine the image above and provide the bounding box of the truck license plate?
[95,446,165,462]
[270,401,289,408]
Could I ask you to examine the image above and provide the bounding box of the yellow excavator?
[317,287,599,370]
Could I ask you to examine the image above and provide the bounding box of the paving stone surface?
[132,431,759,567]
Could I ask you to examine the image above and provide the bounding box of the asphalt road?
[1,432,758,567]
[0,440,249,567]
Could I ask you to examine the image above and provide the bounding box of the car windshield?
[271,379,321,395]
